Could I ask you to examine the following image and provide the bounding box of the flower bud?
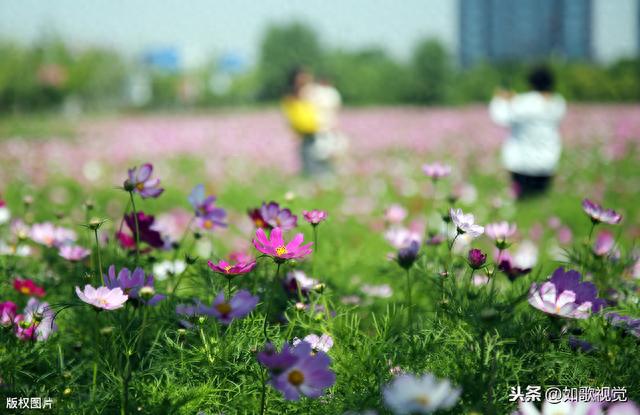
[123,179,135,192]
[139,286,155,301]
[313,283,326,293]
[467,248,487,270]
[397,240,420,270]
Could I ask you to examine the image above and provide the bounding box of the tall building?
[459,0,592,67]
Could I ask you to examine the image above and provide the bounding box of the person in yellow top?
[281,67,332,177]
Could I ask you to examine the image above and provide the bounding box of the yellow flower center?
[20,287,31,295]
[136,182,145,191]
[275,245,288,256]
[288,369,305,386]
[224,265,232,273]
[204,220,213,229]
[215,302,232,315]
[414,395,430,406]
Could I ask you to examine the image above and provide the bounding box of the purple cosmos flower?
[260,341,336,401]
[528,267,606,319]
[293,334,334,353]
[421,162,452,180]
[250,201,298,231]
[383,373,461,414]
[257,342,299,374]
[14,298,57,341]
[467,248,487,270]
[450,208,484,238]
[253,227,313,262]
[397,240,420,270]
[283,270,318,297]
[189,184,227,230]
[124,163,164,198]
[582,199,622,225]
[207,259,256,276]
[606,312,640,338]
[302,209,328,225]
[497,250,533,281]
[385,226,422,249]
[568,336,594,353]
[1,301,17,327]
[201,290,258,325]
[485,221,517,247]
[76,285,128,310]
[175,301,204,328]
[122,212,165,249]
[593,230,616,256]
[103,265,165,306]
[59,245,91,262]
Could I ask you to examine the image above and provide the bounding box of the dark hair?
[528,66,554,92]
[286,66,308,93]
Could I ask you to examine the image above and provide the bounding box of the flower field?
[1,105,640,414]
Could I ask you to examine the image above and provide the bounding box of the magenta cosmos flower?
[582,199,622,225]
[302,209,328,225]
[528,267,606,319]
[249,201,298,231]
[449,208,484,238]
[207,259,256,277]
[201,290,259,325]
[76,285,128,310]
[13,278,46,297]
[1,301,17,326]
[59,245,91,262]
[124,163,164,198]
[103,265,165,306]
[253,227,313,262]
[422,162,452,180]
[259,341,336,401]
[117,212,165,250]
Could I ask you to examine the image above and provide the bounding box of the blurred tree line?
[1,21,639,114]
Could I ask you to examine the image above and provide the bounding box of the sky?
[0,0,637,65]
[0,0,457,65]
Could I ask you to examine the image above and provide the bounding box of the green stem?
[262,262,281,342]
[406,268,413,333]
[94,228,104,284]
[129,192,141,265]
[173,216,195,262]
[259,367,267,415]
[227,278,232,299]
[588,221,597,243]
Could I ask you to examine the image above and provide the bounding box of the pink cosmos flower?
[449,208,484,238]
[384,204,407,224]
[29,222,77,247]
[207,259,257,276]
[75,285,128,310]
[593,230,615,256]
[14,298,57,341]
[59,245,91,262]
[422,162,452,180]
[485,221,517,244]
[293,333,334,353]
[252,227,313,262]
[0,198,9,225]
[13,278,45,297]
[124,163,164,199]
[302,209,328,225]
[582,199,622,225]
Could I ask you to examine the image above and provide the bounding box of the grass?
[0,134,639,414]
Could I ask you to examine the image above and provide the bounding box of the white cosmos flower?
[383,373,461,414]
[449,208,484,238]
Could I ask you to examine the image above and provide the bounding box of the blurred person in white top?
[301,77,348,165]
[489,66,566,199]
